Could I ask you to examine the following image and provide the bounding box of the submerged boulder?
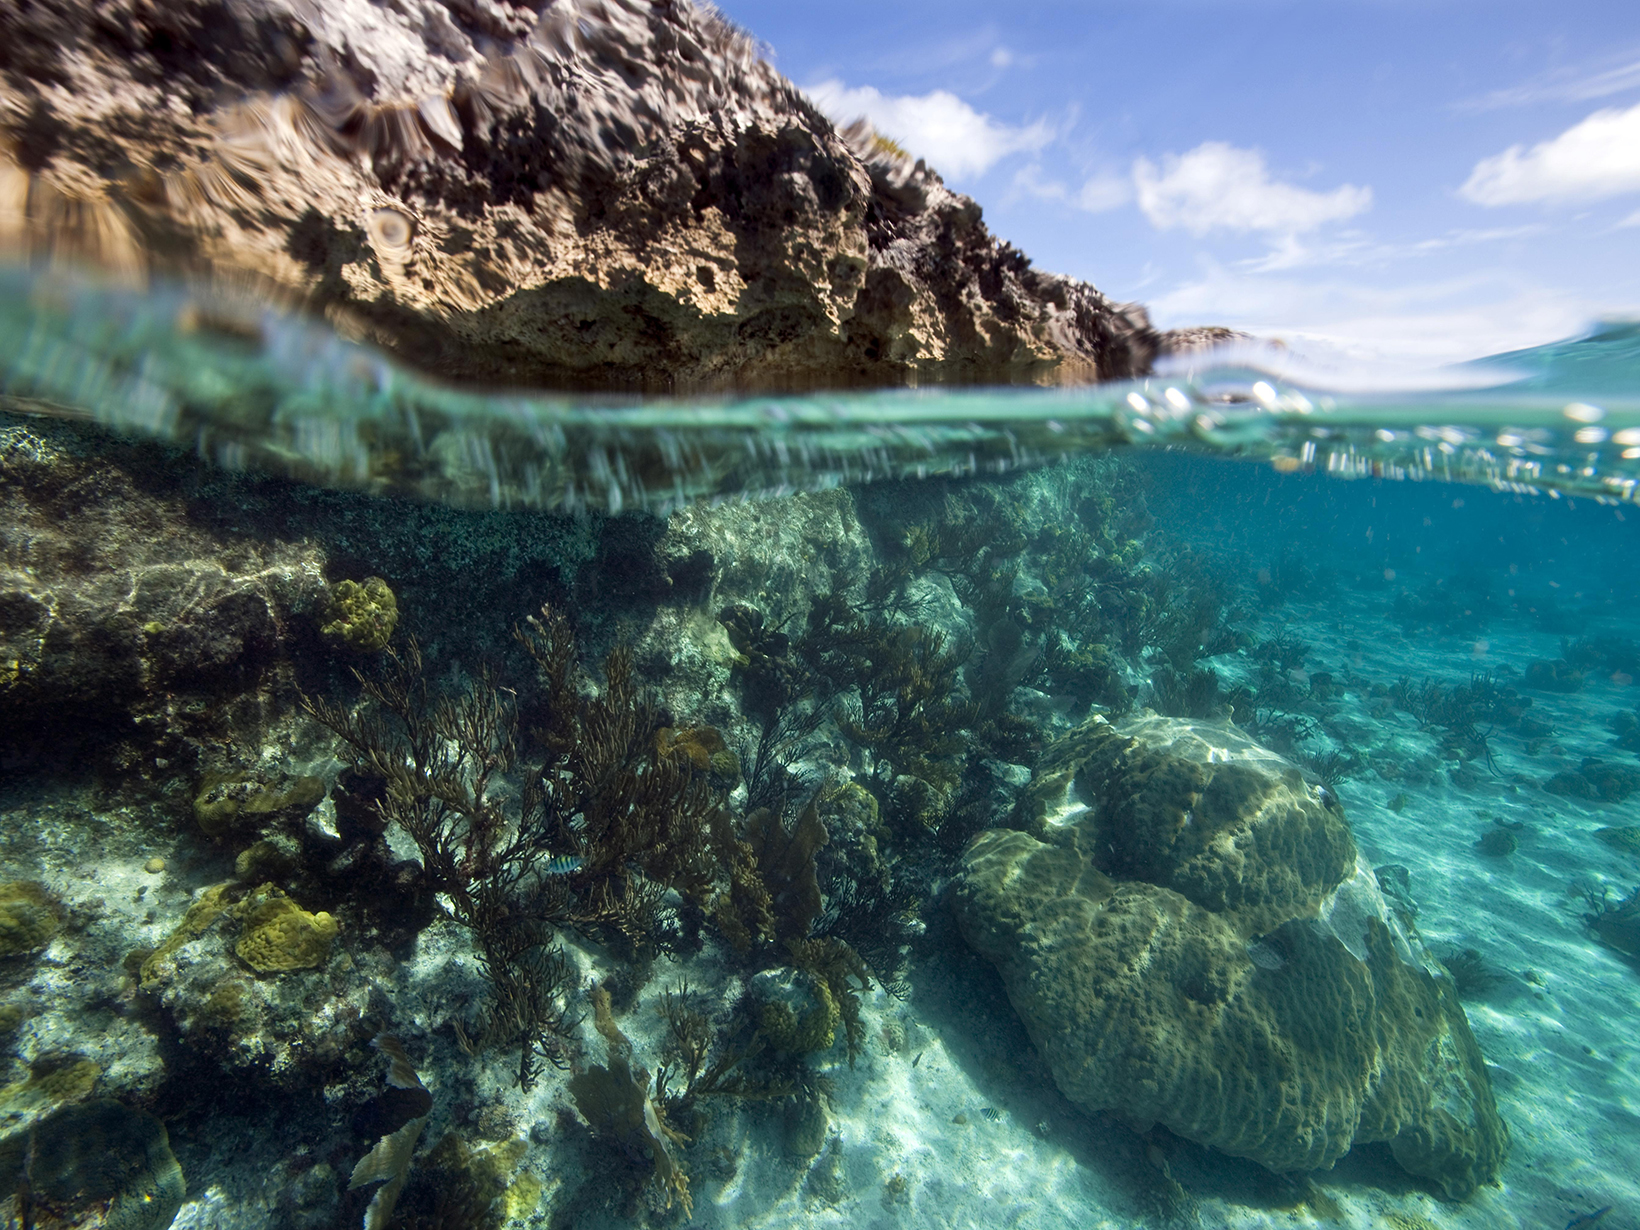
[0,0,1161,392]
[953,713,1507,1199]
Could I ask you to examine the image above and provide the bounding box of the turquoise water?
[6,265,1640,512]
[1,267,1639,1230]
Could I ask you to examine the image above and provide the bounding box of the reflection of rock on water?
[954,713,1508,1199]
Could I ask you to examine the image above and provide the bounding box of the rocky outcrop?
[953,713,1508,1199]
[0,416,328,758]
[0,0,1162,392]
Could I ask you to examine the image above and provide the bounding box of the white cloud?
[1134,142,1371,235]
[1148,262,1604,374]
[989,46,1015,69]
[1240,224,1545,273]
[1462,101,1640,206]
[1012,164,1131,212]
[805,79,1051,178]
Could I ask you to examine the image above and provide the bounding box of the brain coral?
[233,885,339,973]
[954,714,1507,1199]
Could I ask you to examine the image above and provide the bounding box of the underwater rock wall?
[0,0,1162,391]
[953,713,1510,1199]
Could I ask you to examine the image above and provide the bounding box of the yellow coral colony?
[232,884,339,973]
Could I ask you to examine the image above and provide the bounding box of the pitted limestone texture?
[233,884,339,973]
[953,713,1507,1199]
[0,1098,185,1230]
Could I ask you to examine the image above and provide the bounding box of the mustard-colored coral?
[320,576,398,652]
[0,880,59,957]
[0,1056,100,1129]
[233,884,339,973]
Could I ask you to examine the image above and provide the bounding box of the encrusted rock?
[953,713,1508,1198]
[0,0,1161,392]
[0,419,328,758]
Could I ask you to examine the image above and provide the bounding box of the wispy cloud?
[1240,225,1546,273]
[1134,143,1371,235]
[1149,263,1602,372]
[805,80,1051,178]
[1462,100,1640,205]
[1011,163,1132,212]
[1459,52,1640,112]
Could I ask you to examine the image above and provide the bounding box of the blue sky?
[713,0,1640,369]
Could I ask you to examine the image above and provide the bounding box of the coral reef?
[232,884,339,973]
[192,772,326,841]
[1582,886,1640,959]
[0,418,327,764]
[954,714,1508,1198]
[305,604,724,1085]
[1545,759,1640,803]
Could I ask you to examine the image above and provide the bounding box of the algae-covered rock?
[0,1098,185,1230]
[320,577,398,653]
[139,883,234,990]
[193,772,327,839]
[0,880,60,957]
[141,882,371,1084]
[233,884,339,973]
[0,1056,101,1134]
[953,714,1508,1199]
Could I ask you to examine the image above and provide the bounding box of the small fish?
[1566,1208,1613,1230]
[543,855,583,876]
[911,1051,923,1068]
[979,1107,1002,1122]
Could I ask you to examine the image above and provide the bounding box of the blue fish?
[543,855,583,876]
[1565,1208,1612,1230]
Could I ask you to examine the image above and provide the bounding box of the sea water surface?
[5,264,1640,513]
[1,264,1638,1230]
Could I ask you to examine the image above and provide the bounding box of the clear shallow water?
[4,264,1640,1230]
[5,264,1640,512]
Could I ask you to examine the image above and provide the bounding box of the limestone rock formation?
[954,713,1508,1199]
[0,0,1163,391]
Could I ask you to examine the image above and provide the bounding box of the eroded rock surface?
[0,419,328,756]
[0,0,1163,391]
[954,713,1508,1198]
